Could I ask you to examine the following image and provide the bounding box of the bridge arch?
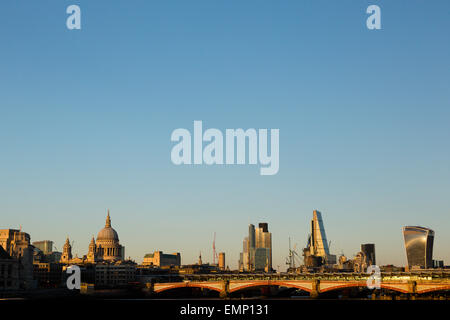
[228,280,312,293]
[154,282,223,294]
[319,282,410,294]
[416,284,450,294]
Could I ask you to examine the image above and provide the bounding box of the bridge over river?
[145,271,450,298]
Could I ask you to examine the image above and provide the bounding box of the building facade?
[95,211,125,262]
[0,229,35,289]
[218,252,225,270]
[303,210,336,268]
[361,243,376,266]
[33,240,53,255]
[33,262,63,288]
[60,210,125,264]
[239,223,272,272]
[0,246,20,291]
[142,251,181,267]
[95,262,136,287]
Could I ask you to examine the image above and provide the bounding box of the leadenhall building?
[60,210,125,264]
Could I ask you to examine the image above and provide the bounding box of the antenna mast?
[213,232,217,265]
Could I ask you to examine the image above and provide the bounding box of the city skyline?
[5,208,446,271]
[1,1,449,271]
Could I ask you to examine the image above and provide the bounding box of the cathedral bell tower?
[60,237,72,263]
[87,236,97,262]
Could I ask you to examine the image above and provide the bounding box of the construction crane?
[286,242,294,269]
[285,237,301,270]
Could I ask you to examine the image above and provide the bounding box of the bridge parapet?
[176,271,450,283]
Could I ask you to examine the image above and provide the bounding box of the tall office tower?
[242,237,250,270]
[361,243,376,266]
[311,210,330,257]
[304,210,336,266]
[218,252,225,270]
[403,226,434,269]
[239,252,244,271]
[248,224,256,249]
[240,223,272,271]
[33,240,54,254]
[255,223,272,271]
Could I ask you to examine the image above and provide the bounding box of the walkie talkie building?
[403,226,434,269]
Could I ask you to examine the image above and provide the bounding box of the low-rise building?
[33,240,54,255]
[33,262,63,288]
[95,262,136,287]
[143,251,181,268]
[0,229,36,289]
[0,246,20,291]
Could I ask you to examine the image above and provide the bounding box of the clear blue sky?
[0,1,449,270]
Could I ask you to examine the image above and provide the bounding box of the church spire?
[105,209,111,228]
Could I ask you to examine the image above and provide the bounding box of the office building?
[33,241,62,264]
[218,252,225,270]
[94,262,136,287]
[33,240,53,255]
[403,226,434,269]
[433,260,444,268]
[142,251,181,267]
[303,210,336,267]
[239,223,272,272]
[361,243,376,266]
[33,262,63,288]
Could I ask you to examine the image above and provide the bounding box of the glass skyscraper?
[403,226,434,269]
[305,210,336,265]
[239,223,272,271]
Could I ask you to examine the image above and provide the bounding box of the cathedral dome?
[97,227,119,241]
[96,211,119,242]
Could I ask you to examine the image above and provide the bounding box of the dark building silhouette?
[361,243,376,266]
[259,223,268,233]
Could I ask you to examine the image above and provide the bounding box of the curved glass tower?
[403,226,434,269]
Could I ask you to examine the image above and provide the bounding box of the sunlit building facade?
[142,251,181,267]
[0,229,35,288]
[303,210,336,267]
[239,223,272,272]
[60,210,125,264]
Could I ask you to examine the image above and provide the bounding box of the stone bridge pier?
[310,280,320,299]
[219,280,229,298]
